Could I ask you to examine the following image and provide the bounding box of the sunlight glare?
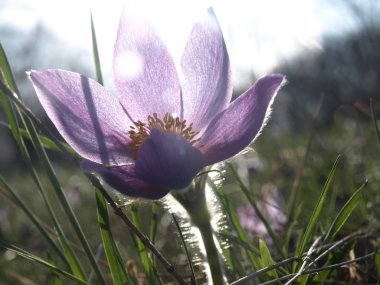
[115,49,144,81]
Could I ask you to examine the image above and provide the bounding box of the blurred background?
[1,0,380,283]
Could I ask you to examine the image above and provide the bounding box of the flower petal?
[113,4,181,122]
[180,7,232,132]
[135,129,206,190]
[81,160,169,200]
[198,74,285,165]
[29,69,133,165]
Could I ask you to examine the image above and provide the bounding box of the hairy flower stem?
[197,218,224,285]
[173,175,225,285]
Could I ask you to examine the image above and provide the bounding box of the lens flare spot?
[115,49,144,80]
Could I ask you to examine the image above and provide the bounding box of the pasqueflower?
[29,6,284,199]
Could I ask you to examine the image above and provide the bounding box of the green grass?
[1,92,379,284]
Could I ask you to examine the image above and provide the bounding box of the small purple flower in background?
[0,207,10,225]
[237,184,286,243]
[29,4,284,199]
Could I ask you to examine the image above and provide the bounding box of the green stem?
[173,177,225,285]
[197,219,224,285]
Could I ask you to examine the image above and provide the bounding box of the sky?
[0,0,369,87]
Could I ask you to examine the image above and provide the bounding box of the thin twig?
[284,236,321,285]
[307,231,364,269]
[370,98,380,146]
[229,256,299,285]
[287,94,324,222]
[258,251,376,285]
[172,214,197,285]
[306,251,376,274]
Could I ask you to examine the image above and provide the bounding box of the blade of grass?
[259,239,279,279]
[295,155,341,268]
[370,98,380,146]
[227,163,286,259]
[218,230,259,255]
[0,121,74,154]
[150,202,159,245]
[215,228,246,278]
[324,181,367,242]
[130,205,158,284]
[0,89,22,147]
[149,201,160,267]
[172,214,197,285]
[12,109,88,280]
[0,43,19,92]
[224,244,246,279]
[284,203,302,254]
[287,94,324,223]
[212,180,260,270]
[87,174,187,285]
[90,14,103,86]
[96,189,133,285]
[48,254,62,285]
[22,116,107,284]
[0,240,91,285]
[219,229,259,278]
[0,176,66,264]
[130,206,165,285]
[0,49,87,278]
[375,250,380,280]
[0,115,88,280]
[0,44,23,149]
[15,99,102,284]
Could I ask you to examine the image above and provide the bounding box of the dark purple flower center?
[128,112,199,160]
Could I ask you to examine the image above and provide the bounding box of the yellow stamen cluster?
[128,112,199,160]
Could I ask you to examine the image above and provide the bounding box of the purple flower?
[29,6,284,199]
[237,184,286,243]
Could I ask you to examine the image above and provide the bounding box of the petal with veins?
[180,8,232,132]
[113,3,181,122]
[199,74,285,165]
[30,69,133,165]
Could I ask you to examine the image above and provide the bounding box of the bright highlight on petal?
[113,2,181,123]
[29,5,284,200]
[114,49,145,81]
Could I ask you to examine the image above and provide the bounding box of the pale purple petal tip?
[81,161,169,199]
[113,4,181,122]
[180,7,232,132]
[135,129,206,190]
[199,74,285,165]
